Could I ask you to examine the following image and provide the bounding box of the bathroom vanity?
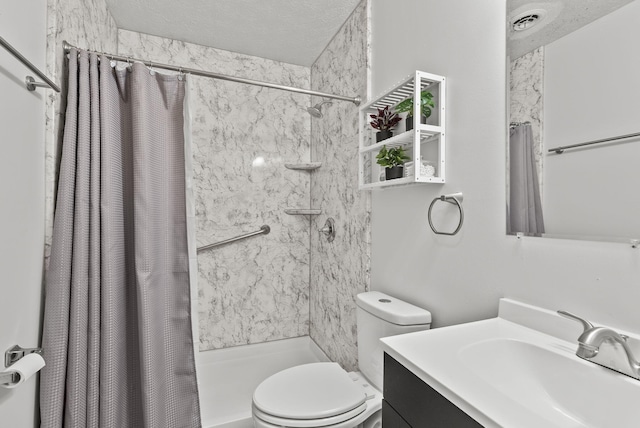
[380,298,640,428]
[383,353,481,427]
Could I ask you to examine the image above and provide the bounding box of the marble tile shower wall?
[117,30,312,350]
[310,0,371,371]
[45,0,119,266]
[510,48,544,194]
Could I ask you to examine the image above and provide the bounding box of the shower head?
[307,100,333,118]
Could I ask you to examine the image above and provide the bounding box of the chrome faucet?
[558,310,640,380]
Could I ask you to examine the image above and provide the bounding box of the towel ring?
[428,192,464,236]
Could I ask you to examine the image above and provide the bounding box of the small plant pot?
[385,165,404,180]
[405,115,428,131]
[376,130,393,142]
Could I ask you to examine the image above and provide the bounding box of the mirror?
[507,0,640,243]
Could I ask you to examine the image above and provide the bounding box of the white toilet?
[252,291,432,428]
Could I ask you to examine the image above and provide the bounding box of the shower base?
[198,336,329,428]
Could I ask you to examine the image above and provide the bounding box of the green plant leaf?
[394,90,435,118]
[395,98,412,114]
[377,145,409,167]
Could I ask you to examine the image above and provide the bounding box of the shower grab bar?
[197,225,270,253]
[548,131,640,154]
[0,36,60,92]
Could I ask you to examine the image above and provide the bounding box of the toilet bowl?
[251,291,431,428]
[252,362,381,428]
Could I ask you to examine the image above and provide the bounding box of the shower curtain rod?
[509,121,530,129]
[1,35,60,92]
[63,41,361,105]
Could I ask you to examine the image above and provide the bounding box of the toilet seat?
[252,403,367,428]
[252,363,368,427]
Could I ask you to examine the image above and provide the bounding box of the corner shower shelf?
[285,162,322,171]
[359,70,447,190]
[284,209,322,216]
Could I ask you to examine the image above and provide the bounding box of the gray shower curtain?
[40,49,201,427]
[508,122,545,236]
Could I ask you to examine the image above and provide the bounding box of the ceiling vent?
[511,9,547,32]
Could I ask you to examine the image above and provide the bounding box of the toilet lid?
[253,362,366,420]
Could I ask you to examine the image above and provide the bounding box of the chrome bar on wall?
[197,225,271,253]
[63,41,361,105]
[0,36,60,92]
[548,131,640,154]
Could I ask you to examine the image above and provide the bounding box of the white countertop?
[380,298,640,428]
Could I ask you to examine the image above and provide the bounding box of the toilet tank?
[356,291,431,391]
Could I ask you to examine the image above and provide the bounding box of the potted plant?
[376,145,409,180]
[395,91,435,131]
[369,106,401,142]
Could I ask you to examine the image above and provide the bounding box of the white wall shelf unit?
[359,70,446,190]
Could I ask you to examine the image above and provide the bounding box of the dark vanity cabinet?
[383,353,483,427]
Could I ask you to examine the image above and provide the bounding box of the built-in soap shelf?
[284,209,322,216]
[284,162,322,171]
[284,163,322,215]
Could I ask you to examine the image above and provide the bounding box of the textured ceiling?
[104,0,363,67]
[508,0,634,58]
[106,0,633,64]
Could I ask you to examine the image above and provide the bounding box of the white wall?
[370,0,640,333]
[543,1,640,239]
[0,0,47,425]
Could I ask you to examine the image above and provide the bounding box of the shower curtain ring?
[148,60,155,75]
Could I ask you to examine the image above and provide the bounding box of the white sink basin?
[380,299,640,428]
[460,338,640,427]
